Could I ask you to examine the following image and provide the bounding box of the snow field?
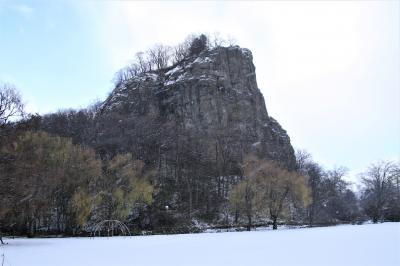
[1,222,399,266]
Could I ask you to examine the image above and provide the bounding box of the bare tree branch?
[0,83,25,126]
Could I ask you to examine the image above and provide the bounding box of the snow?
[164,72,188,86]
[163,80,174,86]
[1,223,399,266]
[164,71,217,86]
[252,141,261,147]
[165,65,183,76]
[193,56,212,64]
[164,57,214,86]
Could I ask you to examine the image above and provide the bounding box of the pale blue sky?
[1,0,399,182]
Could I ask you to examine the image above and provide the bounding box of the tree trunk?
[0,222,4,244]
[246,213,252,231]
[234,209,239,224]
[272,216,278,230]
[308,208,314,227]
[188,187,192,219]
[28,219,35,238]
[189,191,192,219]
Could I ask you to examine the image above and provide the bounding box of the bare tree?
[226,35,237,46]
[295,150,328,225]
[295,149,312,173]
[135,52,148,73]
[148,44,172,70]
[210,32,227,47]
[0,83,24,126]
[127,62,140,77]
[173,42,190,64]
[324,167,359,223]
[171,34,198,64]
[388,164,400,221]
[360,161,398,223]
[113,69,128,87]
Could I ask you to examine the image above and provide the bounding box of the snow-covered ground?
[1,223,399,266]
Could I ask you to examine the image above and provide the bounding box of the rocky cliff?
[97,46,295,172]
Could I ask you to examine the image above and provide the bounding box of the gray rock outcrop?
[97,45,295,171]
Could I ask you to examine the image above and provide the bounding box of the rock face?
[97,46,295,171]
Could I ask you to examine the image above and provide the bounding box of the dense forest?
[0,34,399,241]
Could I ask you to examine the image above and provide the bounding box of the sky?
[0,0,399,183]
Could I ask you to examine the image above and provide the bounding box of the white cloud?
[11,3,34,18]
